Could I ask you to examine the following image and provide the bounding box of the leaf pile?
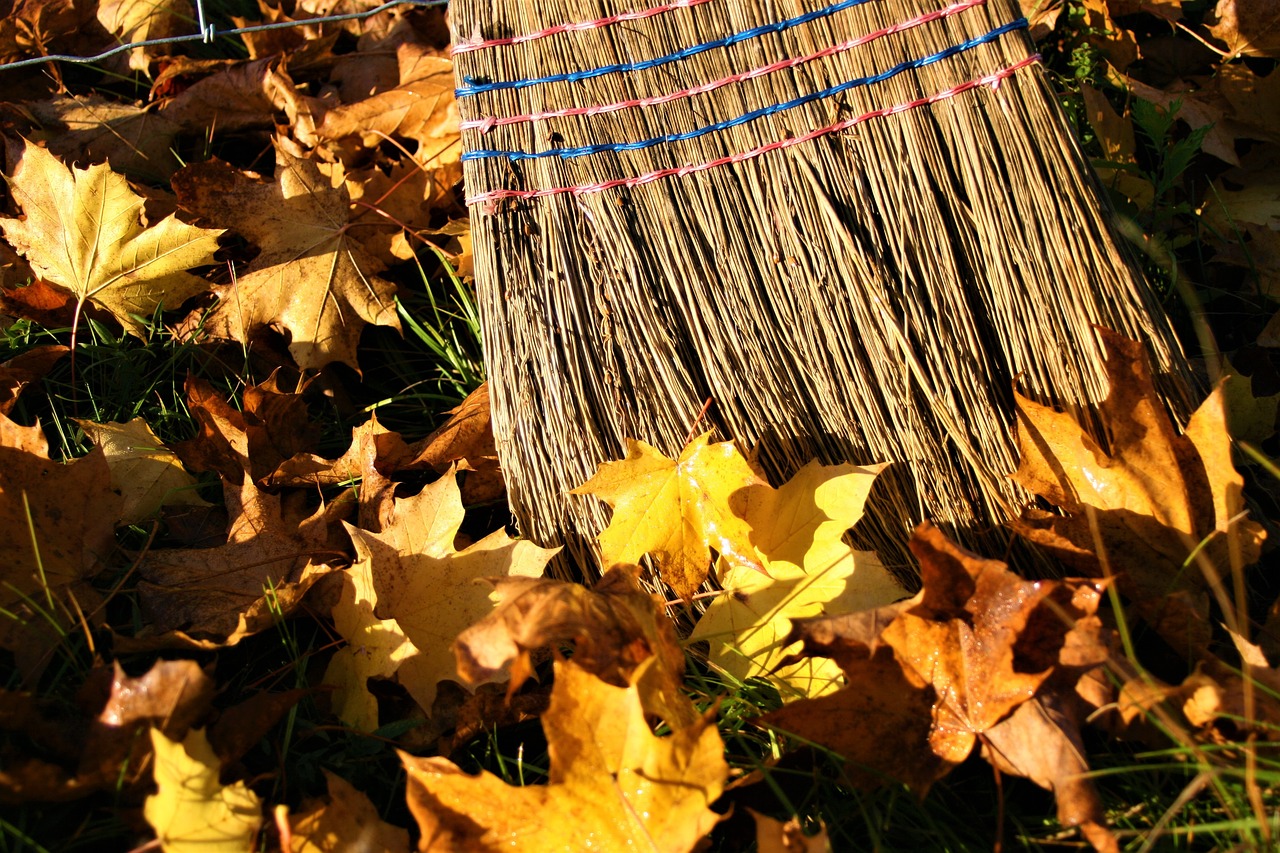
[1,1,1279,851]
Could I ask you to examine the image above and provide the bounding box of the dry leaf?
[402,658,727,852]
[452,564,698,727]
[95,0,191,72]
[144,728,261,853]
[572,433,768,598]
[161,58,321,139]
[763,525,1101,794]
[0,139,222,338]
[689,461,904,700]
[79,418,207,525]
[20,94,181,182]
[290,770,410,853]
[316,43,459,166]
[175,374,319,485]
[323,550,415,731]
[405,383,502,504]
[982,696,1119,853]
[1207,0,1280,58]
[1011,329,1265,656]
[136,482,348,642]
[363,471,557,713]
[172,144,400,371]
[0,411,121,658]
[0,344,68,415]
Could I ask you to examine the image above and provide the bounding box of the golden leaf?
[0,139,222,338]
[572,432,767,598]
[79,417,207,525]
[402,659,727,852]
[144,728,261,853]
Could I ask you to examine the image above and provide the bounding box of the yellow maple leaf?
[402,658,727,852]
[144,728,261,853]
[572,432,768,598]
[323,546,415,731]
[0,139,223,339]
[289,770,409,853]
[360,471,558,713]
[690,461,904,700]
[78,417,208,525]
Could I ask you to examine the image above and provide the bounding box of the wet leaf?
[1011,330,1265,656]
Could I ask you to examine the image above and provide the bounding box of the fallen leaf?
[453,564,698,727]
[316,43,459,165]
[0,139,222,339]
[136,482,348,641]
[323,549,415,731]
[690,461,905,700]
[362,470,557,713]
[0,659,215,802]
[0,411,121,662]
[19,94,182,182]
[144,727,261,853]
[405,383,502,504]
[208,689,309,765]
[174,374,319,485]
[0,344,68,415]
[79,418,208,525]
[750,811,831,853]
[572,433,768,598]
[1011,329,1265,656]
[764,525,1099,794]
[1207,0,1280,59]
[172,144,400,371]
[982,696,1119,853]
[95,0,191,72]
[161,58,321,138]
[402,658,727,852]
[290,770,410,853]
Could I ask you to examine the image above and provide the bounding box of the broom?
[448,0,1192,576]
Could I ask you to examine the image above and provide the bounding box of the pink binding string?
[466,55,1040,207]
[451,0,714,55]
[462,0,985,133]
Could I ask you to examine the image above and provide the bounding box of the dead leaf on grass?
[0,138,222,339]
[172,144,401,371]
[402,658,727,852]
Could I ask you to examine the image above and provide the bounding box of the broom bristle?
[451,0,1192,578]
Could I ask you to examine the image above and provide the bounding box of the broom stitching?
[465,54,1040,204]
[460,0,985,132]
[451,0,714,55]
[462,18,1027,161]
[457,0,893,95]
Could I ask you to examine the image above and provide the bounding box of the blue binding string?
[462,19,1027,162]
[457,0,883,97]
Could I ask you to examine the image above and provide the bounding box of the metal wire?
[0,0,450,72]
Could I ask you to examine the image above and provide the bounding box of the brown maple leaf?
[763,524,1107,799]
[173,374,319,485]
[172,143,401,371]
[453,564,699,727]
[0,411,122,671]
[1011,329,1265,656]
[136,482,349,643]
